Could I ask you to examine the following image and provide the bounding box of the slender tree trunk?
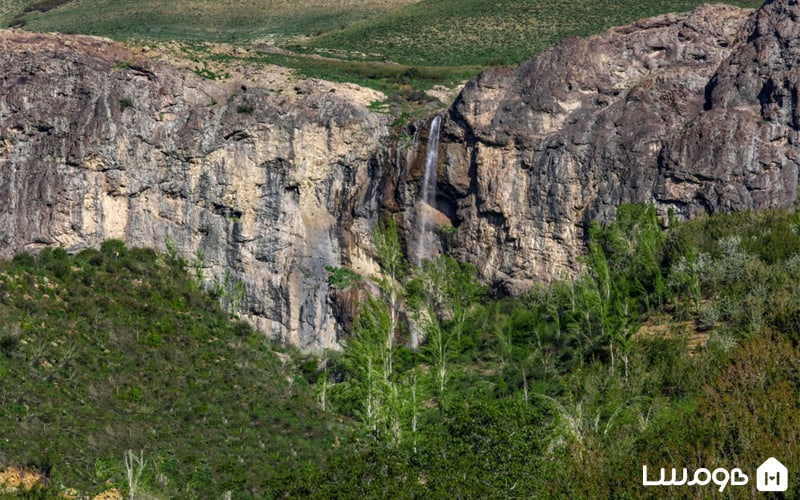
[522,368,529,403]
[609,339,615,375]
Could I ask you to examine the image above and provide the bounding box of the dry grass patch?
[635,315,711,353]
[0,466,44,493]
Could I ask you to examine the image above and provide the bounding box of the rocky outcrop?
[4,0,800,350]
[389,2,799,294]
[658,0,800,214]
[0,30,388,350]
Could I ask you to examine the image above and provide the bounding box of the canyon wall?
[2,0,800,348]
[0,30,388,350]
[386,2,799,295]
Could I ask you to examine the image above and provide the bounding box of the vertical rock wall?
[386,3,799,295]
[3,0,800,349]
[0,31,388,350]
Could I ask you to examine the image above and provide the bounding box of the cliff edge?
[409,2,798,294]
[3,0,800,348]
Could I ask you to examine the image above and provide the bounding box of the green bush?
[119,98,134,111]
[2,203,799,497]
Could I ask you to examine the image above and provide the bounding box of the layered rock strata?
[3,0,800,348]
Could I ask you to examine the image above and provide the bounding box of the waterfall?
[416,115,442,265]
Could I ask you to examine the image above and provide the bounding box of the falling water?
[416,115,442,264]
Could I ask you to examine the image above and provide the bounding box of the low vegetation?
[0,241,339,498]
[1,208,799,497]
[2,0,418,42]
[302,0,763,66]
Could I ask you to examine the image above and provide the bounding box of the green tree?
[332,218,413,445]
[581,205,665,379]
[406,256,485,401]
[338,298,394,437]
[373,217,405,355]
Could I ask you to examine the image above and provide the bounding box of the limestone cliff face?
[4,0,800,350]
[0,30,388,350]
[390,2,799,294]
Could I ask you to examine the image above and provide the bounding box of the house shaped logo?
[757,457,788,492]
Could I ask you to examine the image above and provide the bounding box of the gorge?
[1,0,799,350]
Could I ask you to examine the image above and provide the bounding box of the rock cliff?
[0,30,388,350]
[3,0,800,349]
[387,2,799,295]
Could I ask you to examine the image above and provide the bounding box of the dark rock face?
[0,30,389,350]
[658,0,800,216]
[390,3,798,294]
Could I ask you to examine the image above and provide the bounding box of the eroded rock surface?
[390,2,799,294]
[0,30,388,350]
[3,0,800,349]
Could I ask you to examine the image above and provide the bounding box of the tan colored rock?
[0,466,43,493]
[0,30,389,350]
[4,0,800,350]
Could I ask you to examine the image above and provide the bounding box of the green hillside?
[2,209,800,497]
[302,0,763,66]
[0,241,340,498]
[4,0,763,68]
[2,0,418,42]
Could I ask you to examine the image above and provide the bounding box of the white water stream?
[415,115,442,264]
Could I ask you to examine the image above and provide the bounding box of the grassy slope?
[303,0,763,66]
[0,242,340,498]
[5,0,762,68]
[205,49,479,101]
[2,0,418,41]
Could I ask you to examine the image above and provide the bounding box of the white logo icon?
[757,457,788,492]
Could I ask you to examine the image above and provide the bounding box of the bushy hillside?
[2,209,799,497]
[0,241,340,498]
[278,208,800,497]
